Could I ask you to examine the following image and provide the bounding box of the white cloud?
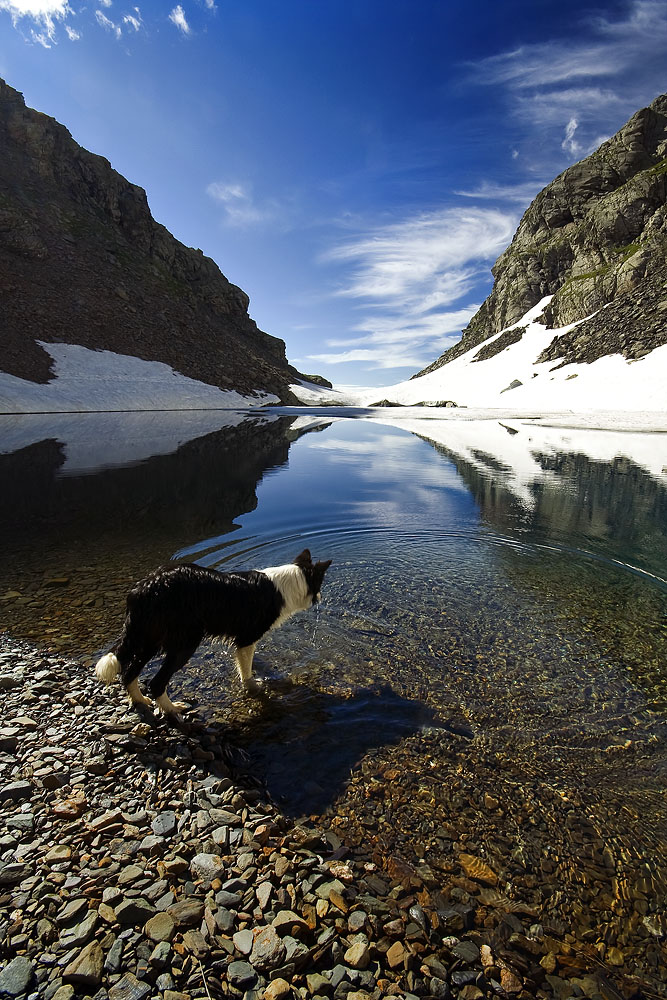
[64,23,78,39]
[324,207,515,308]
[169,4,190,35]
[95,8,121,38]
[305,347,430,370]
[469,0,667,158]
[98,0,112,7]
[312,206,516,370]
[206,180,281,227]
[561,117,581,156]
[455,180,544,205]
[123,8,141,31]
[0,0,70,45]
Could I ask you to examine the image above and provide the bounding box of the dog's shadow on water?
[212,677,452,817]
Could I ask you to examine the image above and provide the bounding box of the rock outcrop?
[417,94,667,376]
[0,79,325,403]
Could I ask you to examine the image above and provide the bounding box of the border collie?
[94,549,332,717]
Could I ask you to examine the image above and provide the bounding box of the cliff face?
[0,79,319,402]
[418,94,667,376]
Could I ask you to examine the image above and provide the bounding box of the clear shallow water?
[1,410,666,989]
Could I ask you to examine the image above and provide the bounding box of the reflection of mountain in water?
[410,423,667,582]
[528,450,667,575]
[0,414,299,653]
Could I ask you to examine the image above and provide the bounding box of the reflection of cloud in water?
[306,431,467,494]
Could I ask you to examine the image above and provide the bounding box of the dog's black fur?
[95,549,331,715]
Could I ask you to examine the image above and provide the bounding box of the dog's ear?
[294,549,312,568]
[317,559,333,573]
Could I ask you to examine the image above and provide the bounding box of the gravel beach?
[0,635,661,1000]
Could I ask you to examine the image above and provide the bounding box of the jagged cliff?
[418,94,667,376]
[0,79,322,404]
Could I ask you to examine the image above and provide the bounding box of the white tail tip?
[95,652,120,685]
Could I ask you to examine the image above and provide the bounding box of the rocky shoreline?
[0,636,659,1000]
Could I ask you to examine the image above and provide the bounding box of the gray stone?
[59,910,98,948]
[227,961,257,989]
[6,813,34,833]
[56,898,88,926]
[166,897,205,928]
[215,889,241,908]
[452,940,480,964]
[151,811,177,837]
[104,937,124,974]
[108,972,152,1000]
[233,928,254,955]
[0,956,34,997]
[0,780,32,802]
[115,897,156,926]
[190,852,225,881]
[149,941,172,970]
[0,861,30,885]
[250,924,286,971]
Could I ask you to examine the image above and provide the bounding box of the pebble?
[0,635,657,1000]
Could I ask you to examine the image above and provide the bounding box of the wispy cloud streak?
[311,206,516,369]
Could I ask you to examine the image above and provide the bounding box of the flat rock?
[167,898,205,928]
[145,911,175,942]
[0,780,32,802]
[0,956,34,997]
[115,897,156,926]
[62,939,104,987]
[151,810,177,837]
[190,852,224,881]
[227,961,257,989]
[344,937,371,969]
[250,924,287,971]
[108,971,152,1000]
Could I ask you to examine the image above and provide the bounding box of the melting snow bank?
[292,297,667,420]
[0,342,279,413]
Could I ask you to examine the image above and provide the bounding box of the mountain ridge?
[416,94,667,378]
[0,78,326,407]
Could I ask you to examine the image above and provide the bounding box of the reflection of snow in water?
[0,409,278,476]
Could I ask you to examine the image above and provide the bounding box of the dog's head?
[294,549,332,604]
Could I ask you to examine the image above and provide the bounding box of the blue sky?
[1,1,666,387]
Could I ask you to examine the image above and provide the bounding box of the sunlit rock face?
[0,78,323,406]
[418,94,667,376]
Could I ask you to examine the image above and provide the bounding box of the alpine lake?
[1,407,665,996]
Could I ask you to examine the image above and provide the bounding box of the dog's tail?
[95,651,121,685]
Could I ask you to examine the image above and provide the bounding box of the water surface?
[1,409,665,991]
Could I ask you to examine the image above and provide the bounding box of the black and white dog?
[95,549,332,716]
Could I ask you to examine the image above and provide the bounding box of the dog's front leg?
[234,643,259,694]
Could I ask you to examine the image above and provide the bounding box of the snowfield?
[291,297,667,424]
[0,342,279,413]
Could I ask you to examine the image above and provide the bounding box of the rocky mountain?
[417,94,667,377]
[0,79,325,407]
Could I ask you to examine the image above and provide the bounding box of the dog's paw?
[155,693,190,716]
[242,677,262,697]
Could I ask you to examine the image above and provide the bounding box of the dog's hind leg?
[121,644,158,708]
[234,643,258,694]
[148,645,198,717]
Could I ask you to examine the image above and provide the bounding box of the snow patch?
[0,342,280,413]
